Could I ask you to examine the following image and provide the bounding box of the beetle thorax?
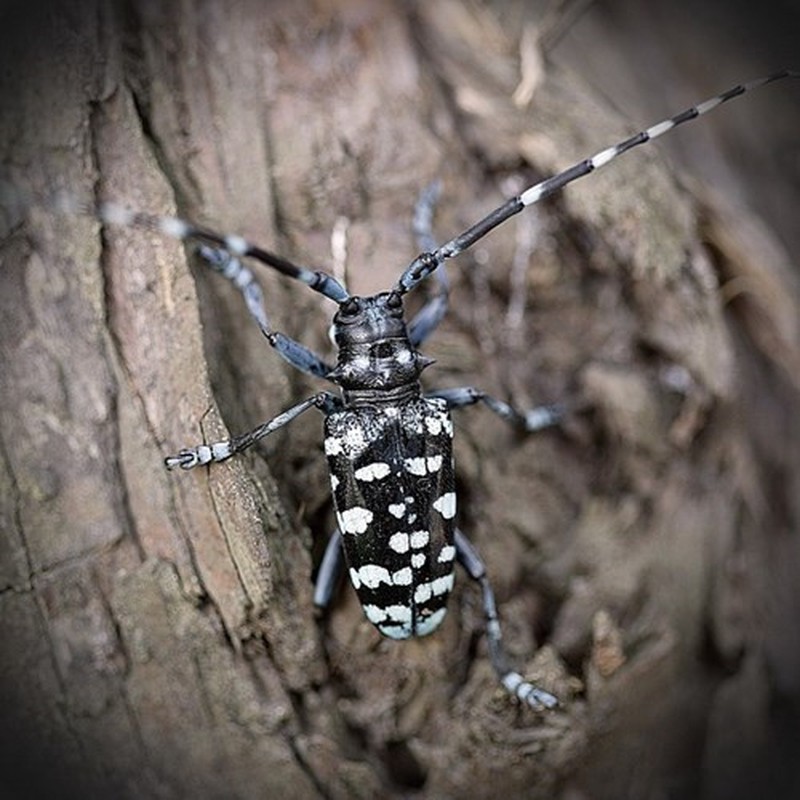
[330,292,430,401]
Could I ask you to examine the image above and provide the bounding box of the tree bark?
[2,2,799,798]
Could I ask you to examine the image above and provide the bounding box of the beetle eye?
[386,292,402,310]
[339,297,360,317]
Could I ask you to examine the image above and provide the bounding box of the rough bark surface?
[2,2,799,798]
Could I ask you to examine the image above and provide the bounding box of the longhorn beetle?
[92,70,796,710]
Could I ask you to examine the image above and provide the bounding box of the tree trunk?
[2,2,799,798]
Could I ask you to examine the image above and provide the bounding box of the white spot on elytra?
[433,492,456,520]
[414,582,432,604]
[343,426,366,450]
[338,507,373,535]
[363,604,387,624]
[404,457,427,476]
[415,607,447,636]
[414,573,454,604]
[432,573,454,595]
[355,462,391,482]
[388,503,406,519]
[380,622,413,640]
[330,474,339,492]
[405,455,442,476]
[358,564,392,588]
[392,567,413,586]
[388,532,409,553]
[437,545,456,563]
[425,416,442,436]
[410,530,430,549]
[349,567,361,590]
[426,455,442,473]
[372,605,414,638]
[324,437,343,456]
[386,605,412,623]
[411,552,426,569]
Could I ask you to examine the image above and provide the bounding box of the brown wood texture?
[2,1,799,798]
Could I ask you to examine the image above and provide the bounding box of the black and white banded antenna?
[396,69,799,294]
[88,200,351,304]
[68,70,796,309]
